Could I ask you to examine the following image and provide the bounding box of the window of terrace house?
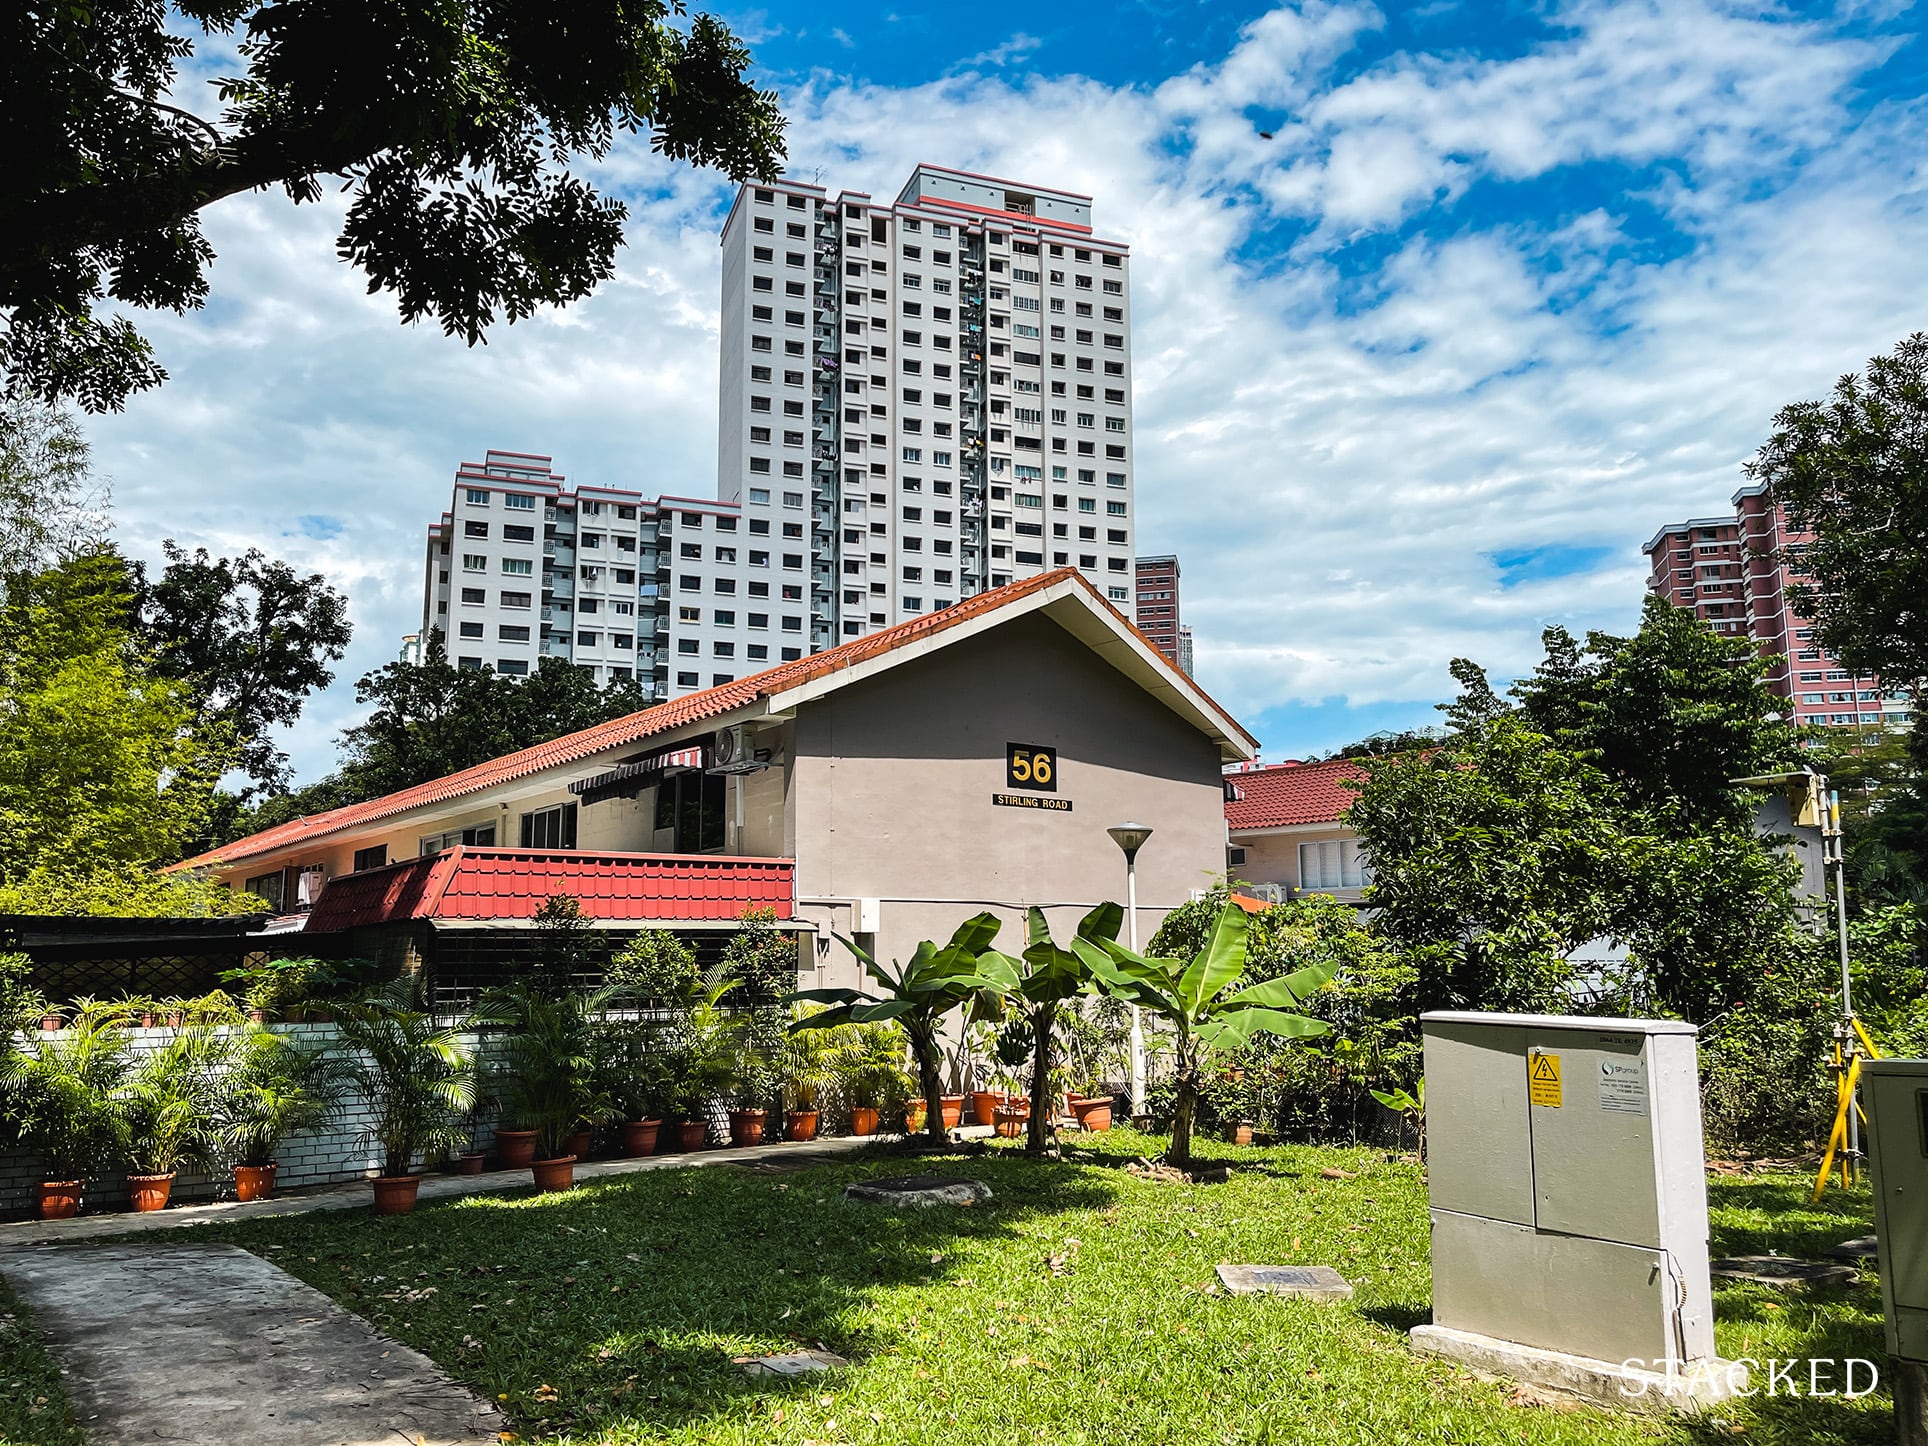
[419,822,498,856]
[655,771,726,853]
[352,844,389,872]
[520,802,579,850]
[244,870,286,912]
[1298,839,1370,891]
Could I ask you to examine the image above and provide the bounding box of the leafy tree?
[1810,726,1928,911]
[135,542,352,802]
[793,914,1011,1146]
[0,397,109,578]
[4,0,787,411]
[1744,332,1928,692]
[1347,714,1615,1014]
[0,551,253,913]
[1074,901,1335,1168]
[1514,597,1798,829]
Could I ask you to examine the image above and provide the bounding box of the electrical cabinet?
[1421,1012,1717,1371]
[1864,1060,1928,1363]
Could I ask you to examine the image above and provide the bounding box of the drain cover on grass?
[1709,1256,1858,1288]
[842,1174,993,1207]
[737,1349,848,1379]
[1825,1235,1879,1262]
[1215,1264,1354,1299]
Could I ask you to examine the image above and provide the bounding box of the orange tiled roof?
[1223,757,1365,831]
[183,569,1246,871]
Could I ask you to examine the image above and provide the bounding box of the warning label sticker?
[1528,1052,1563,1107]
[1598,1057,1648,1115]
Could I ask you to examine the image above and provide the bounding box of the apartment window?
[465,488,490,505]
[498,624,530,642]
[520,802,579,850]
[497,659,528,676]
[462,553,487,571]
[460,586,486,603]
[458,621,484,639]
[501,558,533,576]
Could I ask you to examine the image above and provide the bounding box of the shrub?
[607,929,700,1006]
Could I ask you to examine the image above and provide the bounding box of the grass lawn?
[0,1274,85,1446]
[76,1132,1893,1444]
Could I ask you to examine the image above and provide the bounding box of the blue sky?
[92,0,1928,781]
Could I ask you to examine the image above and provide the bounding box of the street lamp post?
[1106,823,1154,1117]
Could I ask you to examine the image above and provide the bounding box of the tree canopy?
[3,0,787,410]
[1745,331,1928,692]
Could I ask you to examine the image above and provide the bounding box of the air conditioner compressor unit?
[710,723,768,774]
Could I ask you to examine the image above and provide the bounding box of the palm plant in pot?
[219,1029,352,1201]
[779,1007,842,1141]
[594,1017,673,1156]
[122,1026,238,1211]
[837,1021,911,1136]
[481,984,614,1192]
[669,979,743,1150]
[0,1001,132,1218]
[335,981,476,1215]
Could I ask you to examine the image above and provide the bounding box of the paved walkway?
[1,1130,897,1244]
[1,1241,506,1445]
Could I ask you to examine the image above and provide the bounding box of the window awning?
[568,741,708,802]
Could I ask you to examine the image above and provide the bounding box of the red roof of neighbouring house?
[1223,758,1365,831]
[302,848,796,931]
[179,569,1253,872]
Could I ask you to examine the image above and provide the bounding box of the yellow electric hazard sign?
[1528,1052,1563,1107]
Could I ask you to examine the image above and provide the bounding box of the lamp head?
[1107,823,1154,862]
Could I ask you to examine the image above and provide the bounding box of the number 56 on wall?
[1006,743,1057,792]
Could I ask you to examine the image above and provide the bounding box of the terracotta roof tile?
[1224,758,1364,830]
[184,568,1249,871]
[302,848,795,930]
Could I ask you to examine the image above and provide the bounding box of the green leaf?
[1222,959,1339,1010]
[1177,902,1250,1014]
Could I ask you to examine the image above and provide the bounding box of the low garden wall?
[0,1022,519,1221]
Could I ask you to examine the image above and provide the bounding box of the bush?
[607,930,699,1006]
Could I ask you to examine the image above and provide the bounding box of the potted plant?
[594,1017,672,1155]
[122,1026,238,1210]
[335,982,476,1215]
[779,1008,842,1141]
[993,1095,1030,1138]
[219,1028,351,1201]
[838,1021,911,1136]
[728,1035,775,1147]
[0,1002,133,1218]
[481,984,614,1193]
[668,980,742,1150]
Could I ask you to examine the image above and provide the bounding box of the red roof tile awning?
[302,848,796,931]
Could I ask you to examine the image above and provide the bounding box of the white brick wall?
[0,1023,515,1219]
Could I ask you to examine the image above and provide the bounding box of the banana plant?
[1074,900,1336,1168]
[791,912,1014,1145]
[979,903,1119,1155]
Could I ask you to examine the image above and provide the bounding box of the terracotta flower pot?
[233,1162,279,1202]
[728,1108,767,1147]
[970,1090,1001,1126]
[37,1180,82,1219]
[940,1095,965,1130]
[678,1119,708,1151]
[371,1175,421,1215]
[39,1012,63,1032]
[850,1106,880,1137]
[621,1120,661,1156]
[565,1127,592,1160]
[1225,1123,1253,1146]
[457,1153,486,1175]
[128,1172,175,1212]
[904,1100,927,1131]
[785,1110,820,1142]
[530,1155,577,1193]
[993,1102,1030,1139]
[1071,1098,1113,1133]
[494,1129,538,1168]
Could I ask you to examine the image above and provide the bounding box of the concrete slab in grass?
[0,1241,504,1445]
[1215,1264,1353,1300]
[843,1175,993,1208]
[737,1348,849,1379]
[1709,1255,1859,1289]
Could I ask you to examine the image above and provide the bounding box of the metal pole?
[1829,788,1859,1174]
[1127,857,1145,1117]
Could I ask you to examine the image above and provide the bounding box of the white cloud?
[82,1,1928,776]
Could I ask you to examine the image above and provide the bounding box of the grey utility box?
[1413,1012,1735,1408]
[1865,1061,1928,1363]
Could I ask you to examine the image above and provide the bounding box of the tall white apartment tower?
[717,164,1136,645]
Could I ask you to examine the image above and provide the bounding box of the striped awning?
[568,741,707,799]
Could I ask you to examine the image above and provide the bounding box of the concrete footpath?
[1,1241,506,1445]
[1,1129,892,1244]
